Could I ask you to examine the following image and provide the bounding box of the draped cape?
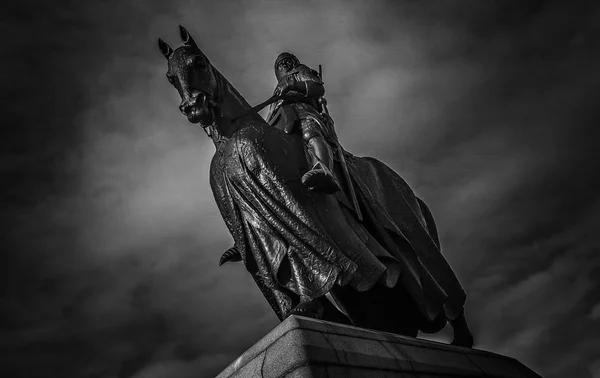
[210,122,466,324]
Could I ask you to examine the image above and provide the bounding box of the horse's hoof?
[451,331,474,348]
[290,308,320,319]
[449,312,474,348]
[289,300,325,319]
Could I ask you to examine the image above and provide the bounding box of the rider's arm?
[278,65,325,99]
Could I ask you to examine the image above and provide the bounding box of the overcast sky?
[2,1,600,377]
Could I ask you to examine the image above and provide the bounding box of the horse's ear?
[158,38,173,59]
[179,25,198,49]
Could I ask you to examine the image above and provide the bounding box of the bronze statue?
[157,26,474,347]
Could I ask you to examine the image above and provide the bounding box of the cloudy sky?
[2,0,600,377]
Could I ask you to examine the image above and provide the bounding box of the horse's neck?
[211,67,263,142]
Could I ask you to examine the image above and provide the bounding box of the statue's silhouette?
[157,26,474,346]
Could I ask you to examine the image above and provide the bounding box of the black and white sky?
[2,1,600,377]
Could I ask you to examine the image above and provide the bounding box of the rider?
[266,52,341,194]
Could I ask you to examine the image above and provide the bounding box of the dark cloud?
[2,1,599,377]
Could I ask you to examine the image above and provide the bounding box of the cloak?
[210,121,466,324]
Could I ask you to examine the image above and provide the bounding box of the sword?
[318,65,363,222]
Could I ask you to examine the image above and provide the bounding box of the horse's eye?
[193,57,206,70]
[167,76,176,84]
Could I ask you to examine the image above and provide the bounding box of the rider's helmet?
[274,52,300,81]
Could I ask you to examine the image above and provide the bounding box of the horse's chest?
[210,127,309,197]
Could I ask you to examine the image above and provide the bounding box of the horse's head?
[158,26,220,127]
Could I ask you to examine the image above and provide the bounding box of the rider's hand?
[277,74,296,96]
[283,74,296,88]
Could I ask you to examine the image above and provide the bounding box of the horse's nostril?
[191,93,206,106]
[179,103,193,115]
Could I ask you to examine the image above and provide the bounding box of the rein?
[229,94,282,124]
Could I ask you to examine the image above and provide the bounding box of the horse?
[157,26,474,346]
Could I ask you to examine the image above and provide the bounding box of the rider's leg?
[300,119,340,194]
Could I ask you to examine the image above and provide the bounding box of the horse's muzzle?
[179,93,207,116]
[180,92,214,126]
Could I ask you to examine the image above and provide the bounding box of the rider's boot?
[301,136,341,194]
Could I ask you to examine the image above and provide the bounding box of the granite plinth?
[216,315,542,378]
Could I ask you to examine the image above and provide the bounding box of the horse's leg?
[449,311,475,347]
[321,296,354,325]
[417,197,474,347]
[289,295,353,325]
[329,283,421,337]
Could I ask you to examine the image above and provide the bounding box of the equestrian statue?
[157,26,474,347]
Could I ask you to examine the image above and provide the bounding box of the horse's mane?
[211,64,254,112]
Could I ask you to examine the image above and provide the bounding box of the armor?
[267,53,340,194]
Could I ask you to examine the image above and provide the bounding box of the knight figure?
[266,52,341,194]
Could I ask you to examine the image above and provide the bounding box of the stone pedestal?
[216,315,542,378]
